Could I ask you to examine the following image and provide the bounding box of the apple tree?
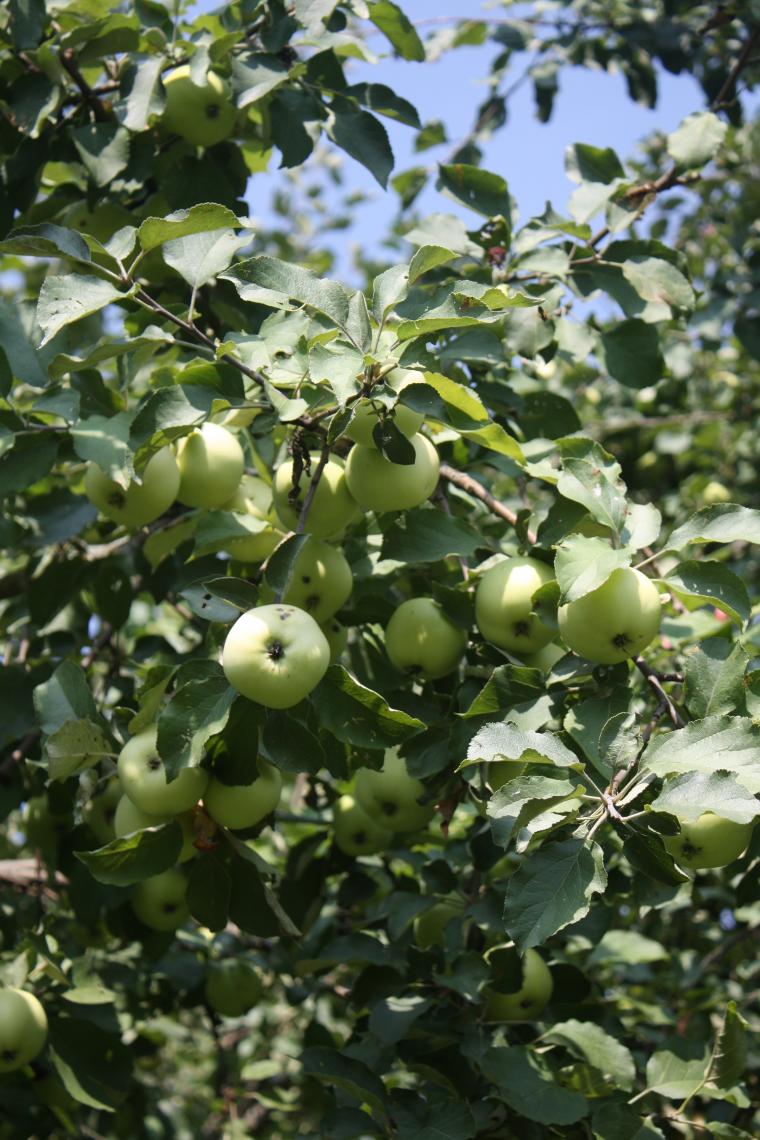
[1,1,759,1137]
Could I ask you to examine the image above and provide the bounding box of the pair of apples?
[332,749,435,856]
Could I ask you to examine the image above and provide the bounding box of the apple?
[278,538,353,623]
[346,369,425,447]
[701,481,731,505]
[204,757,282,831]
[332,793,392,856]
[221,474,285,563]
[385,597,467,679]
[161,65,236,147]
[354,748,434,833]
[483,946,553,1021]
[272,452,360,538]
[0,989,48,1072]
[83,779,122,845]
[175,422,245,509]
[413,896,466,949]
[320,618,348,662]
[558,567,661,664]
[84,447,180,529]
[205,959,262,1017]
[113,795,197,863]
[663,812,753,870]
[131,868,189,932]
[345,433,440,513]
[118,729,209,815]
[475,556,555,655]
[222,604,330,708]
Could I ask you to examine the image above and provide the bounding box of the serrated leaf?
[481,1046,587,1125]
[504,837,607,949]
[45,718,116,781]
[651,771,759,825]
[467,723,579,768]
[138,203,239,252]
[555,535,632,603]
[487,774,579,849]
[49,1017,132,1111]
[157,666,234,780]
[622,831,689,886]
[330,105,394,188]
[0,222,91,264]
[544,1020,636,1091]
[667,111,727,169]
[34,661,98,735]
[459,664,544,719]
[601,319,664,388]
[666,505,760,551]
[381,507,483,563]
[37,275,127,347]
[646,1041,711,1100]
[588,929,668,965]
[664,561,750,628]
[163,228,245,288]
[70,411,134,485]
[367,0,425,61]
[711,1004,748,1090]
[641,716,760,794]
[437,163,511,220]
[302,1047,389,1119]
[311,666,425,748]
[75,823,183,886]
[683,639,748,719]
[221,254,352,331]
[556,438,628,533]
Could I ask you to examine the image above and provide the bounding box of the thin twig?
[440,463,537,543]
[60,49,110,122]
[711,24,760,110]
[635,657,685,728]
[296,444,331,534]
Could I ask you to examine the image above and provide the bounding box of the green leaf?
[120,55,164,132]
[601,319,664,388]
[544,1020,636,1091]
[49,1016,132,1111]
[302,1046,389,1119]
[621,257,694,315]
[482,1046,588,1125]
[71,411,134,484]
[408,244,457,285]
[459,664,544,719]
[311,666,425,749]
[187,853,231,932]
[0,434,60,498]
[667,111,728,169]
[157,666,235,780]
[381,507,483,563]
[45,719,115,781]
[664,561,750,628]
[261,713,326,774]
[588,929,668,965]
[564,690,631,776]
[75,823,183,886]
[330,105,394,188]
[138,203,240,252]
[221,255,352,331]
[231,53,289,107]
[467,723,579,768]
[504,837,607,949]
[264,533,310,596]
[651,771,759,826]
[666,505,760,551]
[487,774,580,849]
[437,163,511,219]
[71,122,130,186]
[556,438,629,534]
[37,275,128,347]
[344,81,421,128]
[711,1004,748,1090]
[646,1040,711,1100]
[394,1097,477,1140]
[0,222,91,264]
[622,829,690,886]
[34,661,98,735]
[400,372,523,462]
[368,995,431,1045]
[367,0,425,61]
[683,639,748,719]
[371,263,410,322]
[555,535,632,603]
[163,228,244,288]
[642,716,760,794]
[566,143,625,184]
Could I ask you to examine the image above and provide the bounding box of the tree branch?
[712,23,760,110]
[60,49,110,122]
[440,463,537,543]
[635,657,685,728]
[296,444,331,534]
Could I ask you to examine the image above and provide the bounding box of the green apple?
[701,481,731,505]
[222,604,330,708]
[483,946,553,1021]
[118,729,209,816]
[345,433,440,513]
[161,65,236,147]
[332,793,392,856]
[413,896,466,949]
[84,447,180,529]
[346,369,425,446]
[272,452,360,538]
[558,567,661,664]
[131,868,189,932]
[385,597,467,679]
[205,959,263,1017]
[0,989,48,1072]
[354,748,434,833]
[475,556,555,655]
[320,618,348,662]
[83,779,122,845]
[221,474,285,563]
[279,538,353,623]
[175,423,245,509]
[204,758,282,831]
[113,795,197,863]
[663,812,753,870]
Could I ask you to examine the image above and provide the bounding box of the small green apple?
[221,474,284,563]
[0,989,48,1072]
[175,423,245,509]
[118,729,209,816]
[345,433,440,513]
[483,945,553,1021]
[332,793,392,856]
[161,65,236,147]
[84,447,180,529]
[413,896,466,949]
[83,779,122,845]
[279,537,353,623]
[663,812,753,870]
[701,481,731,505]
[204,758,282,831]
[558,567,661,664]
[272,452,360,538]
[354,748,434,833]
[113,795,197,863]
[385,597,467,679]
[131,868,189,932]
[346,369,425,447]
[205,959,263,1017]
[222,604,330,708]
[320,618,348,662]
[475,556,555,655]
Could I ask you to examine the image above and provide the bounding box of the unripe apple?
[222,604,330,708]
[204,758,282,831]
[221,474,285,563]
[558,567,661,664]
[0,989,48,1072]
[279,538,353,623]
[84,447,180,529]
[332,793,392,856]
[475,556,555,654]
[483,945,553,1021]
[175,423,245,509]
[354,748,434,833]
[701,481,731,505]
[663,812,753,870]
[118,729,209,816]
[83,778,122,845]
[320,618,348,662]
[345,433,440,513]
[273,452,360,538]
[113,795,197,863]
[205,959,263,1017]
[346,369,425,447]
[385,597,467,679]
[131,868,189,932]
[161,65,236,147]
[413,895,466,949]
